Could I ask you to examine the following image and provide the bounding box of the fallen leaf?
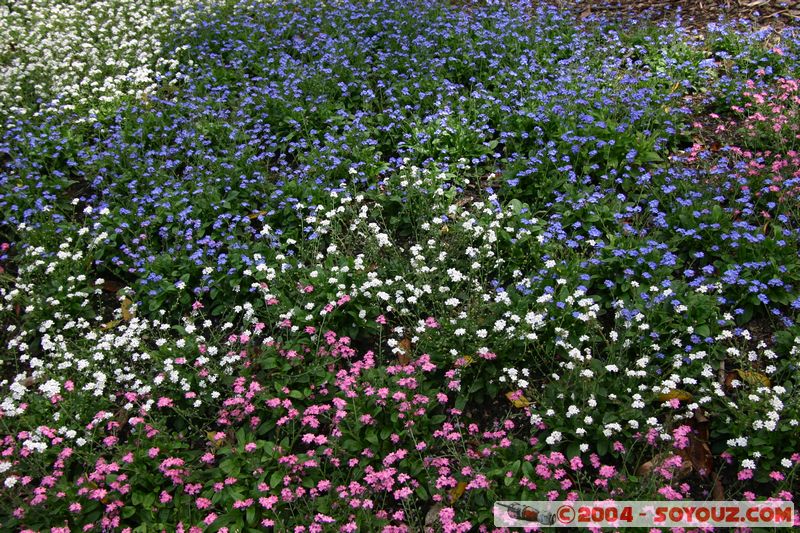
[398,338,412,364]
[724,371,737,390]
[121,298,134,321]
[505,391,531,408]
[101,320,121,331]
[711,477,725,500]
[637,453,692,479]
[424,503,444,528]
[683,409,713,477]
[735,369,770,388]
[657,389,693,403]
[448,481,467,504]
[207,431,225,448]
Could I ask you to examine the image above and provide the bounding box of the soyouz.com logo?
[494,501,796,528]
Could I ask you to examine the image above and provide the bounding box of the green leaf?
[454,395,467,411]
[736,306,754,325]
[219,459,240,476]
[522,461,534,478]
[246,505,256,525]
[567,442,581,458]
[142,492,156,509]
[596,438,609,457]
[342,439,361,452]
[366,431,379,445]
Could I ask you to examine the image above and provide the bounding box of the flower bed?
[0,1,799,530]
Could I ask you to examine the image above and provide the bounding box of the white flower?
[38,379,61,397]
[545,431,562,445]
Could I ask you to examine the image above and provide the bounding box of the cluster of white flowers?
[499,366,531,389]
[0,0,199,118]
[0,229,249,445]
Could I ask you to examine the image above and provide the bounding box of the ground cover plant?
[1,0,799,530]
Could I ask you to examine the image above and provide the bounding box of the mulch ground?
[543,0,800,30]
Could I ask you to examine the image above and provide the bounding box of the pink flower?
[657,485,683,500]
[466,474,490,490]
[184,483,202,495]
[157,397,174,408]
[196,497,212,509]
[159,491,172,504]
[738,469,754,481]
[599,465,616,478]
[770,471,785,481]
[259,495,278,509]
[204,513,218,526]
[315,513,336,523]
[233,498,254,509]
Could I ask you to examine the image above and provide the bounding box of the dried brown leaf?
[398,337,412,364]
[121,298,134,321]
